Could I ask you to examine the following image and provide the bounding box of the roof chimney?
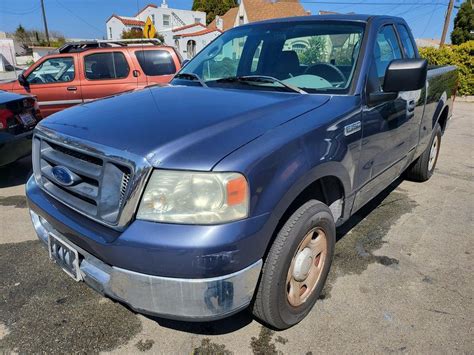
[161,0,168,8]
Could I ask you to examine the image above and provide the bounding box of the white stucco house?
[106,1,206,40]
[105,1,217,58]
[166,23,221,59]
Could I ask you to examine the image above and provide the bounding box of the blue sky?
[0,0,460,41]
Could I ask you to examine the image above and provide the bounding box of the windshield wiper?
[174,72,208,87]
[214,75,307,94]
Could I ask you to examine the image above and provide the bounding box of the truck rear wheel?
[405,123,442,182]
[252,200,335,329]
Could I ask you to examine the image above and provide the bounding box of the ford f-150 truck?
[26,15,457,329]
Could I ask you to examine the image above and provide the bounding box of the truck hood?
[38,86,330,170]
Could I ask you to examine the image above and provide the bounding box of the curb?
[456,96,474,103]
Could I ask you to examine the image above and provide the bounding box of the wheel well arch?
[436,105,449,134]
[262,175,346,259]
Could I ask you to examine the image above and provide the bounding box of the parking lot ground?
[0,102,473,354]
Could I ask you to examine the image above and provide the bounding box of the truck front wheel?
[252,200,335,329]
[405,123,442,182]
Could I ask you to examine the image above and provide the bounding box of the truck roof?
[250,14,404,26]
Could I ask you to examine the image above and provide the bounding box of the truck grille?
[33,136,134,226]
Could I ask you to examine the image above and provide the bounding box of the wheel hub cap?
[286,227,328,307]
[292,248,313,281]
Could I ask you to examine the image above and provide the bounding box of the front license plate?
[19,112,36,127]
[48,233,82,281]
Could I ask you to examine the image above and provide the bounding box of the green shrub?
[419,41,474,96]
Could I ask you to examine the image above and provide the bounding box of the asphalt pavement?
[0,102,472,354]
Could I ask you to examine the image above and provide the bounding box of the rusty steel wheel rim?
[286,227,328,307]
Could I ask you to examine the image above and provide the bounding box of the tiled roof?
[172,23,206,32]
[175,28,222,38]
[208,1,308,32]
[243,0,309,22]
[106,15,145,26]
[134,4,158,17]
[208,7,239,32]
[118,16,145,26]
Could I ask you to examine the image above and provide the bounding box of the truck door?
[14,54,82,117]
[80,50,138,104]
[354,24,410,211]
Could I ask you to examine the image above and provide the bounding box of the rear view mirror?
[18,73,29,88]
[383,59,427,92]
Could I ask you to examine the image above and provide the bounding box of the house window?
[109,27,112,39]
[163,14,170,26]
[239,16,244,25]
[195,18,202,24]
[151,14,155,25]
[187,40,196,59]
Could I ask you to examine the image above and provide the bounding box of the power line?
[300,1,448,5]
[2,5,41,15]
[53,0,104,35]
[420,5,440,37]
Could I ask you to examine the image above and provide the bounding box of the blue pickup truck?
[27,15,457,329]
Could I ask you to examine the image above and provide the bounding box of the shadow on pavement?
[336,178,404,240]
[146,309,254,335]
[0,155,32,188]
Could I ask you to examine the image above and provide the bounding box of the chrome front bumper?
[30,210,262,321]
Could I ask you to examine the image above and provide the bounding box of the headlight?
[137,170,249,224]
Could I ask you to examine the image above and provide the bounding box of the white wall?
[32,47,55,62]
[175,31,221,59]
[106,17,127,40]
[0,39,16,72]
[136,6,206,32]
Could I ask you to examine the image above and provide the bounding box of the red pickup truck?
[0,39,182,117]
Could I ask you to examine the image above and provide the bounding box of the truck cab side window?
[397,25,416,58]
[27,57,75,84]
[374,25,402,88]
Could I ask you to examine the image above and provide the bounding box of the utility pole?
[440,0,455,47]
[40,0,50,46]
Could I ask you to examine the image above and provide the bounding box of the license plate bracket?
[48,233,82,281]
[19,112,36,127]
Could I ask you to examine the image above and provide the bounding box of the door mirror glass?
[383,59,427,92]
[18,73,28,87]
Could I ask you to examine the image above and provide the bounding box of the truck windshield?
[173,21,365,94]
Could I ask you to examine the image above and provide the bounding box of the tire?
[252,200,336,329]
[405,123,442,182]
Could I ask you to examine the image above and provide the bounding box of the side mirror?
[18,74,29,88]
[383,59,427,92]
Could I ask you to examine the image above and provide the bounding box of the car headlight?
[137,170,249,224]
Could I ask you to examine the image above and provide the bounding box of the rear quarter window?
[135,50,177,76]
[84,52,130,80]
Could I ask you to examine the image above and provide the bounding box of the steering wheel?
[305,63,347,84]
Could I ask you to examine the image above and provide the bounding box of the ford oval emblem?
[52,166,76,186]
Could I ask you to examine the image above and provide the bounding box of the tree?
[192,0,238,25]
[299,36,329,66]
[451,1,474,45]
[121,28,164,43]
[14,25,32,53]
